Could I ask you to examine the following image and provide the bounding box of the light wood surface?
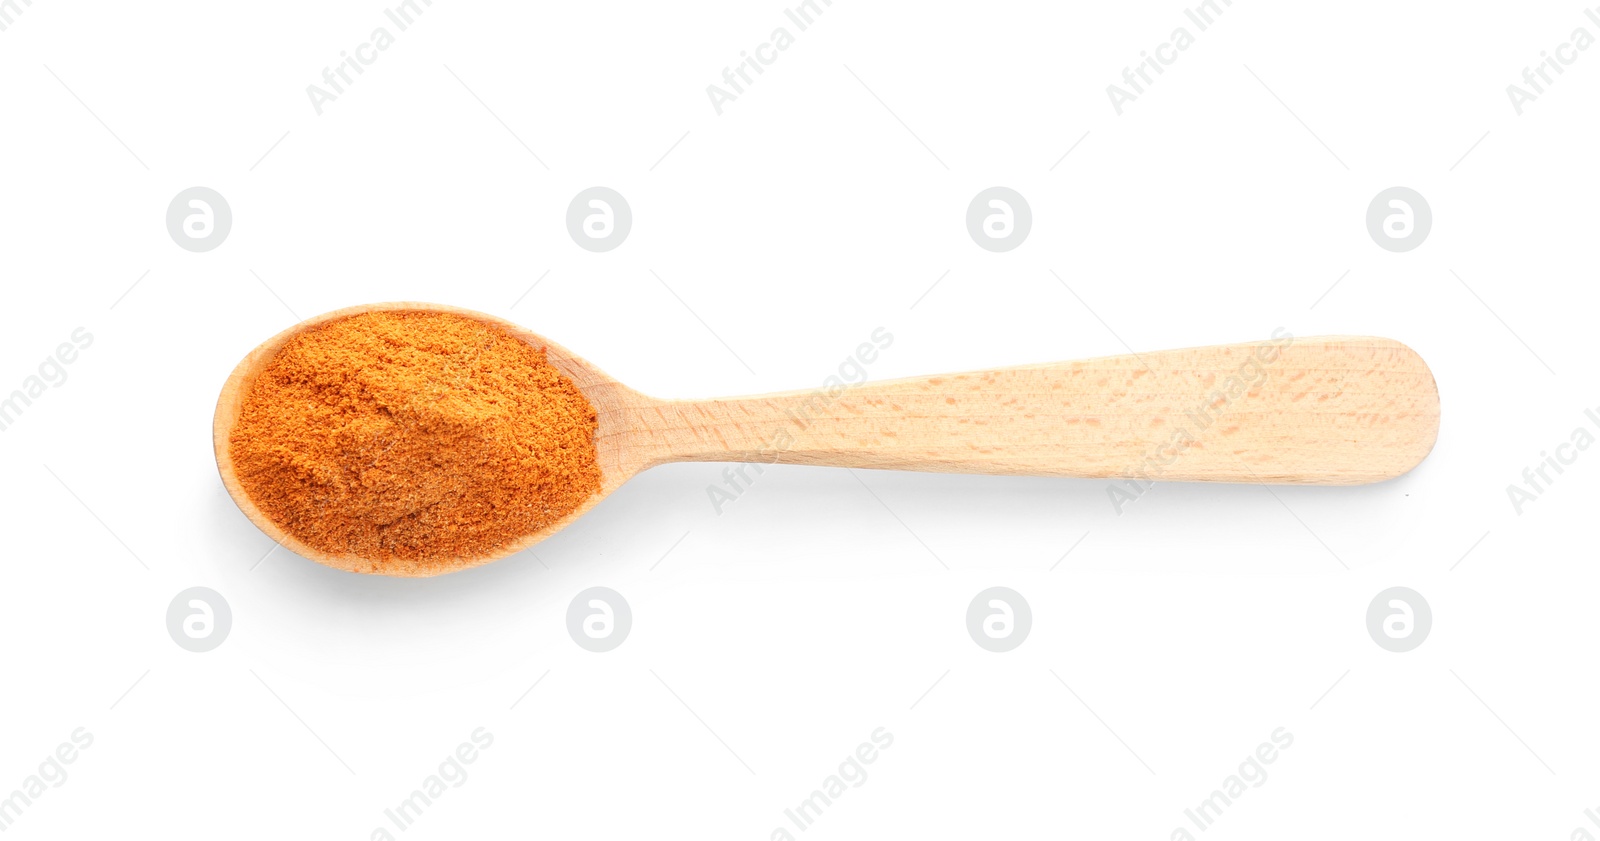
[214,303,1440,574]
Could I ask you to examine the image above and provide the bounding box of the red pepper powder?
[228,310,601,575]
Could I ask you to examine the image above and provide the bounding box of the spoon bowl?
[215,302,1440,576]
[214,302,643,575]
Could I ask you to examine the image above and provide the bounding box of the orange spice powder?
[228,310,602,574]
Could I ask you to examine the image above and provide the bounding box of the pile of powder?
[228,310,602,574]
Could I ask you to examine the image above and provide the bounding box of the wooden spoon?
[214,302,1439,576]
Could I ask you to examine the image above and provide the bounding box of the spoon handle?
[630,335,1438,485]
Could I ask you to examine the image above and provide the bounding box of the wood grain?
[614,333,1437,484]
[215,304,1439,574]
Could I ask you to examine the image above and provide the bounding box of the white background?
[2,1,1597,838]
